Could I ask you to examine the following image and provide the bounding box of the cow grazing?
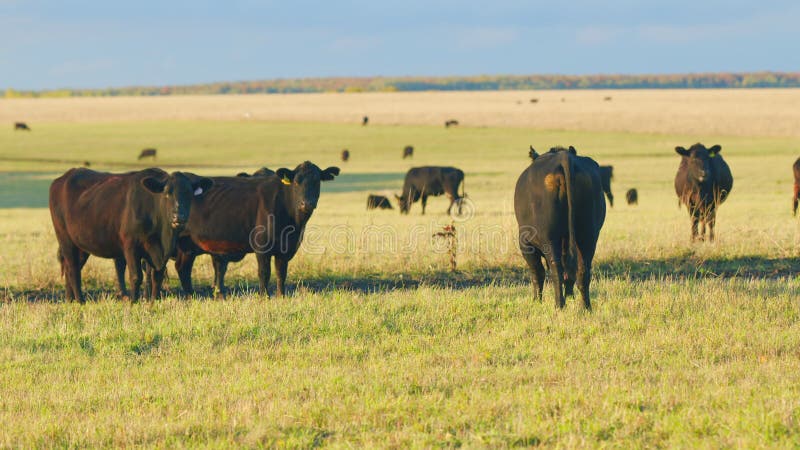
[171,162,339,298]
[341,149,350,162]
[674,143,733,241]
[598,165,614,207]
[403,146,414,159]
[396,166,465,215]
[445,120,459,128]
[236,167,275,178]
[367,194,393,210]
[792,157,800,216]
[14,122,30,131]
[362,116,369,126]
[515,146,606,310]
[626,188,638,205]
[138,148,157,160]
[49,168,213,302]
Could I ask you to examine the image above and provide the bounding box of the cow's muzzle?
[171,215,188,229]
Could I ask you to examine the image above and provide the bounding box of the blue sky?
[2,1,799,90]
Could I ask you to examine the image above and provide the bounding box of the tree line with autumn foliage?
[5,72,800,98]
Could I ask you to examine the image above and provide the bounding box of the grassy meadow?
[1,91,800,447]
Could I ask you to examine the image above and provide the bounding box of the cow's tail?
[460,171,466,199]
[560,153,578,275]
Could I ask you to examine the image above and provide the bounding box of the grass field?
[1,91,800,447]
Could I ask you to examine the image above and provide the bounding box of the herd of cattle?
[42,137,800,309]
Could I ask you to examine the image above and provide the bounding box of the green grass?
[1,120,800,447]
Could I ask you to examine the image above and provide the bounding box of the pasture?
[1,90,799,447]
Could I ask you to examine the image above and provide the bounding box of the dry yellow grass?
[3,89,800,138]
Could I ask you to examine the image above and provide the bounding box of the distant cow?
[341,149,350,162]
[403,146,414,159]
[367,194,393,210]
[14,122,30,131]
[396,166,465,215]
[445,120,459,128]
[236,167,275,178]
[793,157,800,216]
[171,162,339,298]
[598,165,614,207]
[626,188,638,205]
[530,98,539,103]
[49,168,213,302]
[138,148,157,160]
[604,96,612,101]
[362,116,369,126]
[515,146,606,310]
[674,143,733,241]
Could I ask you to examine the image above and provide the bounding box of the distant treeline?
[5,72,800,98]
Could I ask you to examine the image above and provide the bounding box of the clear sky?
[2,0,799,90]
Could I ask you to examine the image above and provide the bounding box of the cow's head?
[395,193,410,214]
[529,146,539,161]
[141,171,214,230]
[275,162,339,220]
[676,143,721,186]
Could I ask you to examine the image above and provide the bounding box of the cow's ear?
[141,176,166,193]
[321,166,340,181]
[192,177,214,196]
[708,145,721,155]
[568,146,577,155]
[675,146,690,157]
[276,168,295,185]
[529,146,539,161]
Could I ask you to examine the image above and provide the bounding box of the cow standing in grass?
[171,162,339,298]
[14,122,30,131]
[514,146,606,310]
[396,166,465,215]
[674,143,733,242]
[793,157,800,216]
[49,168,213,302]
[138,148,157,160]
[403,146,414,159]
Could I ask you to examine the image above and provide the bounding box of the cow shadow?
[5,255,798,303]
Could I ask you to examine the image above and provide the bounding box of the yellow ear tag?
[281,177,291,185]
[710,153,716,158]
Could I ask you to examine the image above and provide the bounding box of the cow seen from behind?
[515,146,606,310]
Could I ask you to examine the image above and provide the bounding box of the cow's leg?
[212,256,229,299]
[606,191,614,208]
[446,195,455,215]
[274,256,289,297]
[793,183,799,216]
[61,244,84,303]
[707,209,717,242]
[421,195,428,215]
[113,257,129,298]
[562,241,575,297]
[124,248,143,302]
[175,251,196,296]
[149,266,165,300]
[690,209,700,242]
[546,241,565,308]
[577,258,593,311]
[520,244,545,302]
[256,252,272,297]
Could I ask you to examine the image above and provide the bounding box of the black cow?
[792,157,800,216]
[396,166,465,215]
[626,188,638,205]
[362,116,369,126]
[598,165,614,207]
[236,167,276,178]
[445,120,459,128]
[171,162,339,298]
[367,194,393,210]
[674,143,733,241]
[341,149,350,162]
[403,146,414,159]
[515,146,606,310]
[138,148,157,160]
[49,168,213,302]
[14,122,30,131]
